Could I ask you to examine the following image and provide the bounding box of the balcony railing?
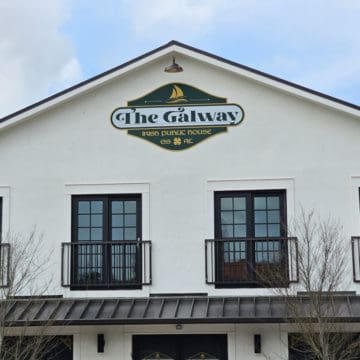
[61,240,152,289]
[0,243,10,288]
[352,237,360,282]
[205,237,298,287]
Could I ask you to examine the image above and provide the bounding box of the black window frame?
[71,194,142,290]
[214,189,287,288]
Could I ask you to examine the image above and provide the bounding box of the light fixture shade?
[165,57,183,73]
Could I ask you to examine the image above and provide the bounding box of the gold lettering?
[142,130,160,137]
[161,129,186,136]
[187,129,212,135]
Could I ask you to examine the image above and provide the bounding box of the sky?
[0,0,359,118]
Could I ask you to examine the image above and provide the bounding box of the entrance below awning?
[133,335,227,360]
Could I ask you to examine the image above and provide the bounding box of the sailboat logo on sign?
[167,85,188,103]
[110,83,245,150]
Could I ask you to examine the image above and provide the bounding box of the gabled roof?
[0,40,359,131]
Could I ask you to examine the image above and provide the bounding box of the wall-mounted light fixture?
[97,334,105,353]
[175,323,183,330]
[164,57,183,73]
[254,334,261,353]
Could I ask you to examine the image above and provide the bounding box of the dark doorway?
[133,335,227,360]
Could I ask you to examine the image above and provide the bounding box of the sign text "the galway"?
[111,104,243,129]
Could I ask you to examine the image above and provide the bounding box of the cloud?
[126,0,222,40]
[0,0,83,118]
[120,0,359,103]
[1,0,358,118]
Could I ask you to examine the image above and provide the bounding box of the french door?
[214,190,287,286]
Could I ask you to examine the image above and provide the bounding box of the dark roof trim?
[0,41,174,123]
[175,41,360,111]
[4,295,360,327]
[1,40,359,124]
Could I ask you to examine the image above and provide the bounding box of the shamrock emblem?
[173,137,182,146]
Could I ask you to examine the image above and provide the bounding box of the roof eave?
[0,40,359,132]
[0,41,179,131]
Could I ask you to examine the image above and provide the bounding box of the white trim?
[0,46,176,132]
[123,324,235,334]
[174,45,360,117]
[62,181,151,298]
[65,181,150,192]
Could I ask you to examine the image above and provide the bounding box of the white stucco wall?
[1,48,360,360]
[74,324,288,360]
[1,54,359,298]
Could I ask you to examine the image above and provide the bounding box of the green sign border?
[111,83,245,151]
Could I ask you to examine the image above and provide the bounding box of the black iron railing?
[205,237,298,286]
[0,243,10,288]
[352,237,360,282]
[61,240,152,288]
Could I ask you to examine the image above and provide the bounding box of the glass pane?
[255,224,267,237]
[78,214,90,227]
[268,210,280,223]
[234,225,246,237]
[125,228,136,240]
[112,228,123,241]
[267,196,279,209]
[255,252,263,263]
[229,251,234,262]
[78,228,90,241]
[254,210,266,223]
[124,201,136,213]
[221,225,233,238]
[234,211,246,224]
[234,197,246,210]
[112,214,123,227]
[78,201,90,214]
[235,252,245,261]
[91,228,102,241]
[254,197,266,209]
[91,214,103,227]
[268,224,280,237]
[125,214,136,226]
[221,211,233,224]
[234,241,240,251]
[112,201,123,213]
[220,197,233,210]
[91,201,103,213]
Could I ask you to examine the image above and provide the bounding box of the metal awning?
[3,295,360,327]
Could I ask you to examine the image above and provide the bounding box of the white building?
[0,41,360,359]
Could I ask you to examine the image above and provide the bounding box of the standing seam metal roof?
[3,296,360,326]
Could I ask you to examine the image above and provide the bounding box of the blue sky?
[0,0,359,118]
